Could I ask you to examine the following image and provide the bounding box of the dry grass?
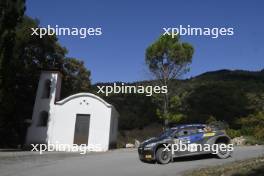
[184,156,264,176]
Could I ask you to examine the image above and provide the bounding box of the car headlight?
[145,143,156,148]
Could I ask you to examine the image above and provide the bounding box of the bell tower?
[26,70,62,144]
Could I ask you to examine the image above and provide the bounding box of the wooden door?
[73,114,90,145]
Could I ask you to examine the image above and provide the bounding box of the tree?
[239,112,264,140]
[61,57,91,98]
[145,34,194,125]
[0,0,26,97]
[0,15,92,147]
[185,82,250,125]
[156,95,187,124]
[0,0,26,147]
[0,0,25,53]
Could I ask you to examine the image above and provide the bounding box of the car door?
[173,127,204,156]
[172,128,192,156]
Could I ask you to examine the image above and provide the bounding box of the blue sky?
[26,0,264,83]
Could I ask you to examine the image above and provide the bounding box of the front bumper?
[138,147,156,161]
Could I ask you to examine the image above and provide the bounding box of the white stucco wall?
[109,107,119,147]
[48,93,113,151]
[26,71,61,144]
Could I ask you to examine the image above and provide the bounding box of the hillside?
[93,69,264,131]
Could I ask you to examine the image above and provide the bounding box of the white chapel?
[26,70,119,151]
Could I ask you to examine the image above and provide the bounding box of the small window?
[42,80,51,98]
[38,111,49,127]
[177,130,189,136]
[177,128,197,137]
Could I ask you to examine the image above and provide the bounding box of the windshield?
[159,129,175,138]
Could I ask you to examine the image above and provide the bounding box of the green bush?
[244,136,264,145]
[254,127,264,141]
[226,129,241,139]
[239,112,264,141]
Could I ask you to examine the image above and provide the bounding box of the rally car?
[138,124,233,164]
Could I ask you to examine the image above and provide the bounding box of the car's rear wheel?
[156,147,171,164]
[215,143,232,159]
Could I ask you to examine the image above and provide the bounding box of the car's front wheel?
[156,147,171,164]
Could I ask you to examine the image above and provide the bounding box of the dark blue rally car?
[138,124,233,164]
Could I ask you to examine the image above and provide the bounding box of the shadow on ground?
[173,154,215,162]
[140,154,216,164]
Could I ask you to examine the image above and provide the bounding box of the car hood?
[140,136,170,147]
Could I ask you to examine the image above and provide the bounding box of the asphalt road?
[0,146,263,176]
